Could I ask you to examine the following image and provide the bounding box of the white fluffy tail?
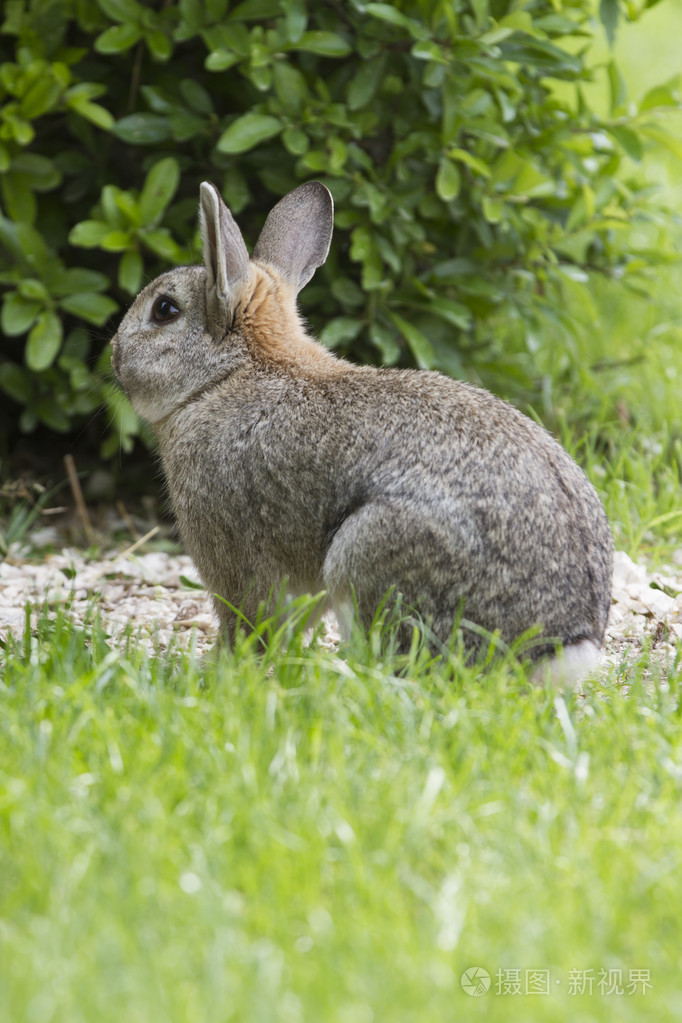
[531,639,602,687]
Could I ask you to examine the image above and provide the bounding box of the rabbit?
[110,179,613,682]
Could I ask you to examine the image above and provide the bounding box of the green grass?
[1,610,682,1022]
[520,257,682,565]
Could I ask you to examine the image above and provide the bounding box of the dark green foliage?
[0,0,678,454]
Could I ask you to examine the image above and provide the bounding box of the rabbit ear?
[199,182,250,317]
[252,181,333,293]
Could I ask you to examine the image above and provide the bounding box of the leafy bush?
[0,0,680,456]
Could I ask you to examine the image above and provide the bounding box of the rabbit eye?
[151,295,180,324]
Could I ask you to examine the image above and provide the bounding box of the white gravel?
[0,539,215,656]
[1,530,681,674]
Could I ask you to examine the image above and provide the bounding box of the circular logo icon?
[460,966,491,997]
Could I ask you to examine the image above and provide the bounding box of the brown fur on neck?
[236,262,343,376]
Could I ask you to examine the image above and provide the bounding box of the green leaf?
[448,147,492,178]
[503,158,553,198]
[328,137,347,174]
[498,10,535,32]
[205,22,250,55]
[140,86,174,114]
[349,225,384,289]
[273,63,309,111]
[436,158,461,202]
[101,230,133,252]
[7,221,50,273]
[1,174,37,224]
[247,62,271,91]
[216,112,283,154]
[0,362,31,404]
[141,229,183,261]
[67,97,115,130]
[69,220,111,247]
[319,317,363,349]
[479,26,515,46]
[13,118,36,147]
[282,126,309,155]
[609,126,643,161]
[365,3,427,40]
[179,78,213,115]
[168,110,207,142]
[347,58,385,111]
[299,150,327,173]
[1,293,42,336]
[95,23,143,54]
[61,327,92,361]
[112,113,172,144]
[26,311,63,371]
[204,50,241,72]
[144,29,172,61]
[369,323,401,365]
[217,168,249,214]
[101,185,128,227]
[639,124,682,162]
[20,77,64,119]
[387,311,435,369]
[331,277,364,309]
[482,196,504,223]
[119,250,144,294]
[284,0,307,43]
[460,119,509,148]
[291,31,351,57]
[411,40,449,63]
[139,157,180,225]
[65,82,108,102]
[97,0,142,20]
[639,81,680,113]
[349,225,373,263]
[599,0,619,47]
[498,37,581,76]
[50,268,110,296]
[11,154,61,192]
[607,59,627,113]
[59,292,118,324]
[18,279,49,302]
[418,297,472,330]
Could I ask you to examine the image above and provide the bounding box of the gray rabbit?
[111,180,612,681]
